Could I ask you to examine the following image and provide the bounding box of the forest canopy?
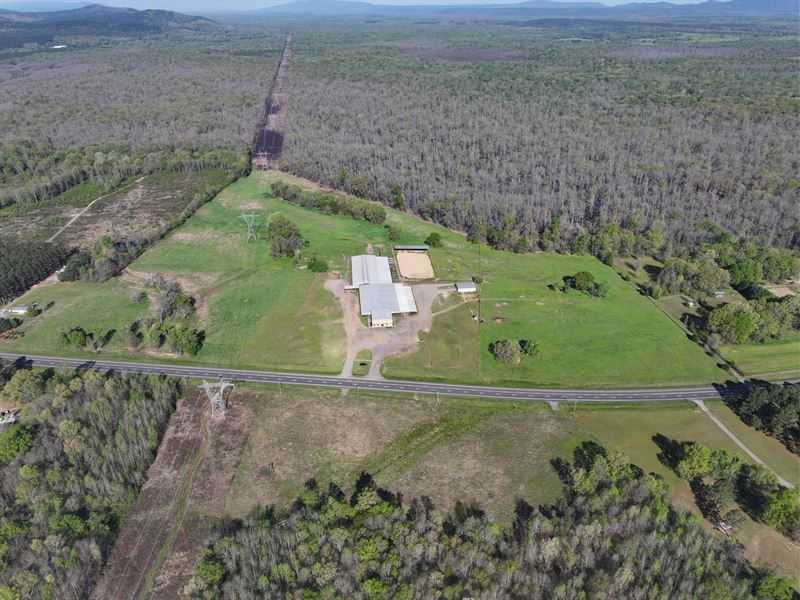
[0,362,181,599]
[187,444,786,599]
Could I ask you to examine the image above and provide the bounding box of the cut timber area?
[252,35,291,170]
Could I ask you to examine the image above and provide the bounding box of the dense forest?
[0,239,69,304]
[186,444,793,600]
[0,361,181,599]
[282,20,799,253]
[0,32,283,207]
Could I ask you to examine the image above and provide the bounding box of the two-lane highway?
[0,352,740,403]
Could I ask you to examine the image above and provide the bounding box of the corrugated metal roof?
[393,245,429,251]
[359,283,400,316]
[351,255,392,287]
[455,282,477,292]
[395,284,417,313]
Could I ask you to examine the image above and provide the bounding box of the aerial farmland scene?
[0,0,798,597]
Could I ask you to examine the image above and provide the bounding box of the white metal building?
[350,255,417,327]
[455,282,477,294]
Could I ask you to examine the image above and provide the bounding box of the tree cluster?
[270,180,386,225]
[489,339,539,364]
[266,212,304,259]
[187,442,786,599]
[0,240,69,304]
[656,434,799,540]
[0,362,181,599]
[704,297,800,345]
[125,278,204,357]
[724,383,799,455]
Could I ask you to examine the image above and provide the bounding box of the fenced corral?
[394,247,435,279]
[252,35,292,171]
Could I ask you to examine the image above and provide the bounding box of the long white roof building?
[350,255,417,327]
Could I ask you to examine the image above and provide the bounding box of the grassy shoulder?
[352,349,372,376]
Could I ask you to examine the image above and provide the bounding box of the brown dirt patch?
[171,230,219,243]
[150,393,256,599]
[396,250,435,279]
[392,436,512,517]
[765,286,794,298]
[227,391,432,515]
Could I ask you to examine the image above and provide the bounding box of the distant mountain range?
[0,4,219,49]
[247,0,797,18]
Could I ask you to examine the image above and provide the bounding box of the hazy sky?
[4,0,712,9]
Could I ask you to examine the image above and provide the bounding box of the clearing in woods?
[123,384,792,581]
[0,170,230,247]
[2,171,726,387]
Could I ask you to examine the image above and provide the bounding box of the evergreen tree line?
[723,383,799,456]
[0,362,181,599]
[0,240,69,304]
[186,443,792,600]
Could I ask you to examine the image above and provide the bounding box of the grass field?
[383,251,725,387]
[572,402,800,580]
[719,333,800,379]
[352,349,372,376]
[1,172,728,386]
[224,385,798,579]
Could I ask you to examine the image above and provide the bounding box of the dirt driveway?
[325,277,453,379]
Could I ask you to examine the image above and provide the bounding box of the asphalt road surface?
[0,352,743,403]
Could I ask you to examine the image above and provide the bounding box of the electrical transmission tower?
[199,379,234,418]
[241,212,257,241]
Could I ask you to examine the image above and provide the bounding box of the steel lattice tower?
[200,379,234,417]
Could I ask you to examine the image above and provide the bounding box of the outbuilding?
[455,282,477,294]
[6,303,36,315]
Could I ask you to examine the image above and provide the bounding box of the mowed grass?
[3,171,727,386]
[719,333,800,380]
[384,251,725,387]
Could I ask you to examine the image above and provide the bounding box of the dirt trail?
[47,176,145,243]
[92,394,208,600]
[693,399,795,489]
[325,277,452,379]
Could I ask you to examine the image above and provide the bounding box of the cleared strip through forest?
[252,34,292,170]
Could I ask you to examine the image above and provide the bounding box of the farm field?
[0,171,729,387]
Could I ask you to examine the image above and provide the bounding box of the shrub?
[308,257,328,272]
[424,232,442,247]
[491,340,520,364]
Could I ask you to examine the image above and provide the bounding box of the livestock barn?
[349,255,417,327]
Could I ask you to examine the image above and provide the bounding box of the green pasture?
[720,333,800,380]
[1,171,730,386]
[384,252,725,387]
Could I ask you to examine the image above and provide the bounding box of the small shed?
[455,282,477,294]
[713,291,724,299]
[393,245,429,252]
[7,303,36,315]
